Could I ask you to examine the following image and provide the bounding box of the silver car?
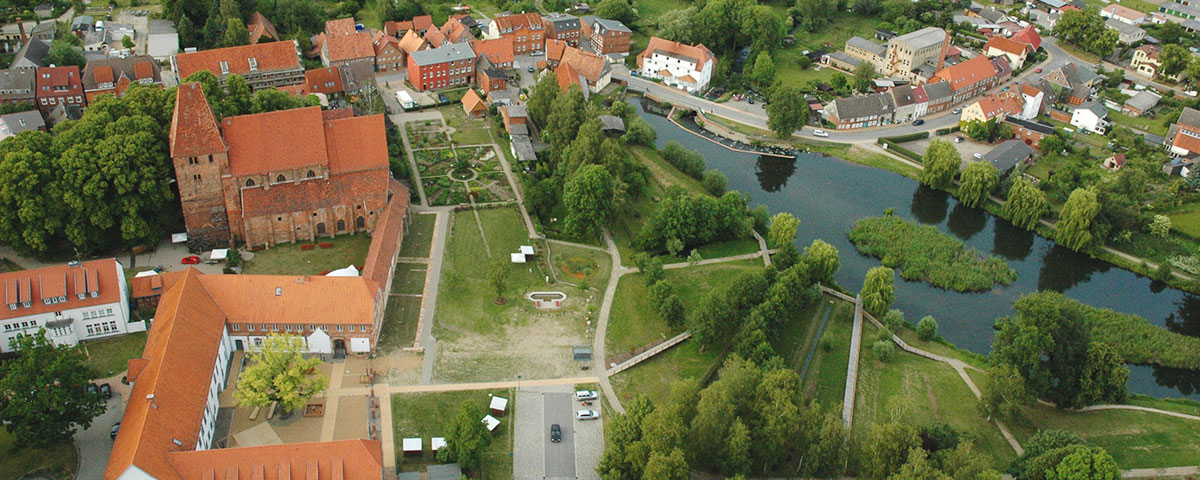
[577,409,599,420]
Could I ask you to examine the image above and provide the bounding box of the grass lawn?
[1162,201,1200,238]
[80,331,148,378]
[547,243,613,295]
[400,213,438,258]
[0,429,77,480]
[1108,109,1171,136]
[391,388,513,478]
[801,299,855,412]
[776,51,843,87]
[607,259,764,357]
[378,295,422,352]
[632,0,690,24]
[393,263,429,295]
[1006,403,1200,469]
[242,234,372,275]
[774,300,826,370]
[609,339,721,405]
[1055,41,1101,64]
[790,13,881,52]
[355,0,381,29]
[851,324,1017,470]
[1026,154,1069,182]
[439,104,493,146]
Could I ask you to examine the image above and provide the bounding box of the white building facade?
[1,259,135,353]
[637,37,715,93]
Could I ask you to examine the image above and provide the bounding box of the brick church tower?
[169,83,231,251]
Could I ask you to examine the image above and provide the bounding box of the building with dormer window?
[484,13,545,55]
[172,41,304,91]
[81,55,163,102]
[0,259,132,353]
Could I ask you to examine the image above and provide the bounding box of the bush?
[661,141,706,179]
[702,169,728,196]
[916,316,938,341]
[872,339,895,362]
[883,309,906,331]
[848,215,1017,292]
[819,329,834,352]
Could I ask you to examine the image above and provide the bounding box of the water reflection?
[946,204,988,241]
[1151,365,1200,395]
[755,155,797,192]
[1036,245,1107,292]
[910,185,950,225]
[992,219,1035,261]
[1166,294,1200,337]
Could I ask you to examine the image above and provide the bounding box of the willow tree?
[1055,188,1101,251]
[919,140,961,190]
[957,162,1000,207]
[861,266,896,316]
[1004,178,1050,230]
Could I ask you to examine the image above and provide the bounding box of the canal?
[634,100,1200,400]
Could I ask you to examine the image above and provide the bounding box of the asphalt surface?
[544,392,576,479]
[73,391,124,480]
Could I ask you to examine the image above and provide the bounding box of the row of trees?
[1053,7,1118,58]
[165,0,325,50]
[654,0,787,58]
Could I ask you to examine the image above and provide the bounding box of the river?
[634,100,1200,400]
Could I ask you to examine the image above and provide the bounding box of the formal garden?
[416,146,515,206]
[406,119,453,149]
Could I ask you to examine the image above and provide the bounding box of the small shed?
[481,415,500,432]
[598,115,625,135]
[402,437,423,456]
[510,253,527,264]
[431,437,447,452]
[573,345,592,361]
[489,395,509,417]
[208,248,228,263]
[462,89,487,117]
[427,464,464,480]
[520,245,535,257]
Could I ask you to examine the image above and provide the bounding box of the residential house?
[304,66,344,95]
[636,36,716,93]
[0,68,36,107]
[1164,107,1200,157]
[581,16,632,56]
[545,38,569,68]
[890,85,921,122]
[10,38,50,70]
[385,15,434,37]
[930,55,1004,103]
[484,13,546,55]
[1106,18,1146,44]
[1102,4,1149,24]
[172,41,305,91]
[983,139,1035,174]
[543,13,582,47]
[824,93,895,129]
[1005,116,1056,149]
[439,17,474,44]
[81,55,163,102]
[397,29,426,63]
[556,45,611,93]
[1123,90,1161,116]
[246,12,279,44]
[424,25,448,48]
[35,66,84,114]
[169,82,399,250]
[474,37,515,69]
[476,56,509,93]
[462,88,487,117]
[0,259,134,354]
[961,91,1024,123]
[406,42,476,91]
[843,27,949,82]
[911,84,931,118]
[1070,100,1110,133]
[1103,153,1127,170]
[968,6,1010,23]
[0,110,45,141]
[984,35,1033,69]
[488,89,513,106]
[372,31,405,73]
[71,15,94,33]
[1017,81,1051,119]
[923,81,954,114]
[147,19,180,60]
[321,18,376,73]
[1041,63,1099,104]
[1011,25,1042,50]
[1131,44,1180,80]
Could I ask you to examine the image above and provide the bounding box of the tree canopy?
[766,86,808,138]
[235,334,329,412]
[1004,178,1050,230]
[920,140,961,190]
[862,266,896,316]
[957,161,1000,208]
[0,330,107,449]
[438,400,493,472]
[1052,8,1118,57]
[1055,188,1101,251]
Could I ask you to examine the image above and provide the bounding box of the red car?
[1035,68,1043,73]
[181,255,200,265]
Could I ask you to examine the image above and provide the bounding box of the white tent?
[134,270,159,278]
[209,248,228,261]
[489,396,508,415]
[307,328,332,354]
[519,245,535,256]
[431,437,446,452]
[326,265,360,277]
[510,253,526,264]
[350,337,371,353]
[402,437,422,455]
[481,415,500,432]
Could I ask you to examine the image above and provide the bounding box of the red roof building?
[321,19,375,71]
[81,55,163,102]
[304,66,344,95]
[1011,25,1042,50]
[473,37,514,69]
[372,31,404,73]
[246,12,279,44]
[172,41,304,91]
[485,13,545,55]
[34,65,84,113]
[931,55,1003,103]
[385,15,434,37]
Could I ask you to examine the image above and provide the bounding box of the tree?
[978,363,1030,422]
[722,419,752,476]
[1187,57,1200,86]
[438,401,492,471]
[656,7,696,44]
[793,0,837,31]
[1004,178,1050,230]
[1055,188,1101,251]
[1187,160,1200,188]
[0,131,63,256]
[890,448,951,480]
[642,448,690,480]
[916,316,938,341]
[1159,43,1191,78]
[1047,446,1121,480]
[0,330,107,449]
[1011,430,1087,480]
[623,117,657,146]
[963,118,1012,143]
[920,140,961,190]
[873,339,896,361]
[527,71,559,127]
[741,5,786,55]
[766,85,808,138]
[691,293,734,349]
[804,239,840,284]
[251,88,319,113]
[864,421,921,479]
[750,51,777,90]
[542,85,587,150]
[562,164,614,241]
[121,35,135,49]
[595,0,635,24]
[768,212,800,248]
[235,334,329,413]
[221,73,253,117]
[958,161,1000,207]
[487,256,509,302]
[46,39,86,68]
[942,441,1001,480]
[1149,214,1172,238]
[862,266,896,316]
[1039,132,1069,156]
[1053,7,1118,57]
[854,62,877,83]
[661,141,706,178]
[220,16,250,47]
[702,169,728,196]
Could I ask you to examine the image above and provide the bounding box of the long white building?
[0,258,133,353]
[636,36,716,93]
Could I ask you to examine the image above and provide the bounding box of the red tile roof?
[164,439,385,480]
[545,39,568,65]
[362,179,410,290]
[130,270,185,301]
[473,37,514,66]
[385,15,434,36]
[169,82,227,158]
[324,114,389,174]
[322,107,354,121]
[397,30,425,54]
[188,272,379,325]
[305,66,343,94]
[94,66,114,84]
[985,35,1032,57]
[1173,128,1200,153]
[221,106,329,176]
[441,18,472,43]
[326,17,358,36]
[972,91,1024,120]
[462,88,487,114]
[932,55,996,91]
[246,12,278,44]
[638,36,715,70]
[175,42,301,80]
[491,13,544,33]
[1012,24,1042,50]
[560,46,606,83]
[557,62,584,91]
[0,259,121,321]
[371,30,400,56]
[35,65,82,96]
[424,27,447,48]
[325,31,375,62]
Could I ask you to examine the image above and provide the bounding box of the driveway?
[74,389,125,480]
[514,386,602,480]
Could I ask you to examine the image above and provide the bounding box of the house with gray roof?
[824,51,862,71]
[890,85,920,122]
[11,38,50,70]
[0,68,36,106]
[543,13,582,47]
[1123,90,1161,116]
[824,93,895,129]
[844,36,887,65]
[0,110,45,140]
[599,114,625,135]
[923,81,954,113]
[1106,18,1146,44]
[984,139,1035,173]
[1070,100,1110,134]
[581,16,632,55]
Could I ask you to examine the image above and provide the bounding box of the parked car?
[528,65,535,72]
[630,70,639,77]
[952,108,962,115]
[575,390,598,401]
[577,409,599,420]
[100,383,112,399]
[747,98,755,104]
[87,383,99,396]
[813,129,829,137]
[110,422,121,440]
[550,424,561,443]
[1035,68,1043,73]
[955,136,964,143]
[973,152,983,159]
[913,119,925,126]
[181,255,200,265]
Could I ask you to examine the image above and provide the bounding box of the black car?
[550,424,561,443]
[99,383,112,399]
[110,422,121,440]
[913,119,925,126]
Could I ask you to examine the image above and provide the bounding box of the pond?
[634,99,1200,400]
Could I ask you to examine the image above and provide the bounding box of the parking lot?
[514,386,603,480]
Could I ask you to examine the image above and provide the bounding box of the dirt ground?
[433,294,594,383]
[333,394,369,440]
[373,352,424,385]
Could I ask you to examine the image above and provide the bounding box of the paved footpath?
[418,206,453,384]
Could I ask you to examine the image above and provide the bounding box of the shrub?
[848,215,1017,292]
[661,141,706,179]
[702,169,728,196]
[916,316,938,341]
[872,339,895,362]
[883,309,906,331]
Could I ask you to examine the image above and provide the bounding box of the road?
[544,392,576,479]
[74,391,124,480]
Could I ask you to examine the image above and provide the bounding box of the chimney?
[17,18,27,43]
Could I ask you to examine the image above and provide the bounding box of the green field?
[546,243,613,295]
[400,213,438,258]
[0,429,77,480]
[81,331,148,378]
[1107,109,1172,136]
[390,388,513,478]
[801,299,855,411]
[378,294,422,351]
[1164,201,1200,238]
[242,234,372,275]
[776,50,844,87]
[1006,404,1200,469]
[790,13,881,53]
[609,339,722,405]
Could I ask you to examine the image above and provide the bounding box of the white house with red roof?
[0,259,133,353]
[636,36,715,93]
